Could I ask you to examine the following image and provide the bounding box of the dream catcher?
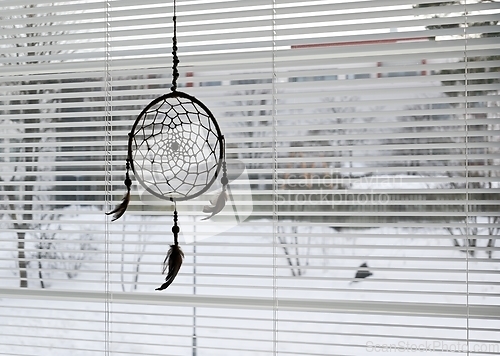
[107,0,228,290]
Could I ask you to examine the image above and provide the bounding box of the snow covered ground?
[1,208,499,356]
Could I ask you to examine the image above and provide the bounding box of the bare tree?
[29,213,98,288]
[311,95,381,176]
[119,216,149,292]
[0,4,65,287]
[434,2,499,256]
[442,175,500,259]
[224,79,273,190]
[277,223,309,277]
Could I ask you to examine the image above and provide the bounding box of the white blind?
[1,1,499,355]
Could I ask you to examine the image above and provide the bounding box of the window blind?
[1,1,499,355]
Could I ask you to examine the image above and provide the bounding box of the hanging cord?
[221,136,240,223]
[106,159,132,222]
[221,136,229,189]
[271,0,278,354]
[201,136,231,221]
[172,200,180,246]
[104,0,113,354]
[125,160,132,188]
[171,0,179,92]
[463,2,470,355]
[155,199,184,291]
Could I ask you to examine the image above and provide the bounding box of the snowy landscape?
[1,204,499,356]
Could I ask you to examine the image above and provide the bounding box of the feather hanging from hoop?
[156,209,184,291]
[202,190,227,220]
[106,0,227,290]
[202,147,229,220]
[105,161,131,222]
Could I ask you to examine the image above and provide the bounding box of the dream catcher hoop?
[107,0,228,290]
[129,91,224,202]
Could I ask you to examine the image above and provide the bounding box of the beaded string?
[124,159,132,192]
[171,0,179,92]
[171,200,180,246]
[221,136,228,188]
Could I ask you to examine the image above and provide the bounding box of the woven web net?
[129,92,222,201]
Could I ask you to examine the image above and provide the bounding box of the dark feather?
[106,191,130,222]
[155,244,184,291]
[202,190,227,220]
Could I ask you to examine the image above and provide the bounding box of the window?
[1,1,499,355]
[289,75,338,82]
[199,80,222,87]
